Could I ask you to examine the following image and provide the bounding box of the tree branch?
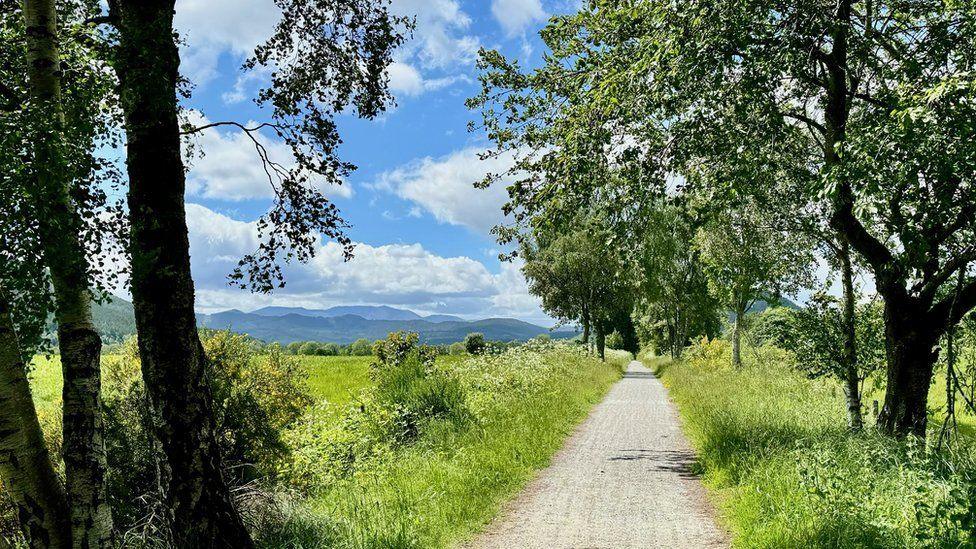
[931,276,976,331]
[916,246,976,302]
[782,110,826,136]
[180,121,281,136]
[831,184,901,294]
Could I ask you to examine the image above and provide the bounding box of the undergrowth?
[260,337,626,548]
[650,338,976,548]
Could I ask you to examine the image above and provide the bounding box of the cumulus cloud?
[183,204,551,322]
[182,111,351,202]
[383,0,480,98]
[373,147,515,235]
[491,0,547,36]
[390,0,480,69]
[174,0,279,85]
[387,62,471,97]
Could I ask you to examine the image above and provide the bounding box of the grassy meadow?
[649,339,976,548]
[26,342,625,548]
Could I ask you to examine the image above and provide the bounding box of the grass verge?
[261,345,627,548]
[648,339,976,548]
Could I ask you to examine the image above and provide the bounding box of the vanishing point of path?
[469,361,728,549]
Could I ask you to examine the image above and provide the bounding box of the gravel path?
[467,360,727,549]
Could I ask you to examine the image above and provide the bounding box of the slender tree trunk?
[581,313,590,355]
[876,300,938,437]
[676,311,688,359]
[731,305,744,368]
[113,2,253,546]
[21,1,112,545]
[595,323,606,361]
[838,237,863,430]
[667,321,677,359]
[0,292,71,548]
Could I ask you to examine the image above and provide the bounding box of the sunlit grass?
[261,347,627,548]
[650,340,976,548]
[300,355,372,406]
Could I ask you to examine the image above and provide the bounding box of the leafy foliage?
[463,333,486,355]
[99,332,311,528]
[217,0,412,292]
[787,294,886,385]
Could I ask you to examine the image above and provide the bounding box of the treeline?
[470,0,976,442]
[279,332,523,357]
[0,1,410,547]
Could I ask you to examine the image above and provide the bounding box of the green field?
[299,355,372,406]
[30,353,463,411]
[265,347,627,548]
[650,340,976,548]
[26,346,624,548]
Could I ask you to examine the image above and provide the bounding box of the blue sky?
[167,0,578,325]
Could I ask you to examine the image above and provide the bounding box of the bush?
[101,332,311,526]
[464,332,486,355]
[654,339,976,548]
[349,338,373,356]
[747,306,796,348]
[605,331,624,350]
[447,341,466,355]
[281,332,467,490]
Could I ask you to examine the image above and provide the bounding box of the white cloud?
[174,0,279,85]
[491,0,547,36]
[390,0,479,69]
[183,111,351,202]
[173,1,477,98]
[373,147,515,235]
[184,203,549,321]
[384,0,480,98]
[387,62,472,97]
[490,259,548,322]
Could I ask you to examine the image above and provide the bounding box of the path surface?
[468,360,727,549]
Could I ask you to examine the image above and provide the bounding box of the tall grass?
[651,339,976,548]
[261,345,626,548]
[301,355,372,406]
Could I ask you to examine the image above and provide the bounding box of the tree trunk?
[595,324,606,361]
[731,306,744,368]
[838,237,863,430]
[114,2,253,546]
[581,315,590,355]
[0,292,71,548]
[21,1,112,545]
[666,317,677,359]
[876,302,938,437]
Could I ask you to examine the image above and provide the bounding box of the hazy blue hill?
[197,311,570,344]
[251,305,423,321]
[79,296,570,345]
[424,314,466,323]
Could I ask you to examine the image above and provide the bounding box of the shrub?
[464,332,486,355]
[349,338,373,356]
[101,332,311,526]
[747,306,796,348]
[281,332,467,490]
[447,341,466,355]
[657,339,976,548]
[605,330,624,350]
[205,334,312,477]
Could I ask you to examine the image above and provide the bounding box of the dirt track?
[467,360,728,549]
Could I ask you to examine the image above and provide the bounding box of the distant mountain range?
[249,305,464,323]
[89,298,571,345]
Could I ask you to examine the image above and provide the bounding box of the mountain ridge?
[89,297,570,345]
